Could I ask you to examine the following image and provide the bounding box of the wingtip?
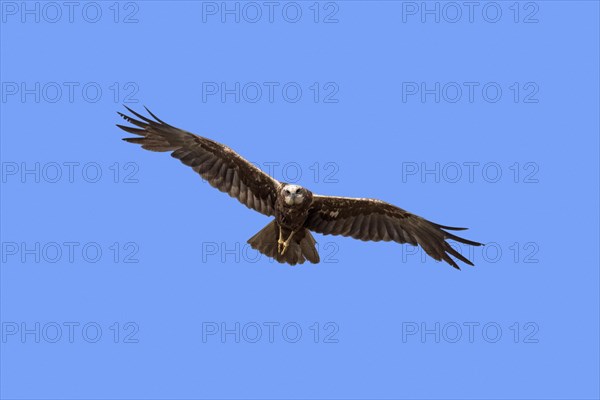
[436,224,468,231]
[116,124,146,135]
[143,105,166,123]
[123,104,136,114]
[122,137,145,144]
[450,261,462,271]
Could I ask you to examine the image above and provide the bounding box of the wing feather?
[307,195,482,269]
[118,108,280,216]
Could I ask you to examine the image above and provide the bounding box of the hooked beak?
[285,194,296,205]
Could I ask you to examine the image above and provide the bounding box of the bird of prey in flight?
[117,107,482,269]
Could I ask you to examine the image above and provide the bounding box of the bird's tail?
[248,220,320,266]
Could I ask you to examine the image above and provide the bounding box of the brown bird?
[117,107,482,269]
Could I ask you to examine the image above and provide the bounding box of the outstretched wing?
[306,195,482,269]
[117,107,281,216]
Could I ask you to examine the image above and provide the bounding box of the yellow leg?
[277,227,285,254]
[280,231,296,255]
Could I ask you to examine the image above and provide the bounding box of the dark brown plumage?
[117,107,482,269]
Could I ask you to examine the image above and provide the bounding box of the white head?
[281,184,307,206]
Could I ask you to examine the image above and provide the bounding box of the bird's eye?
[284,189,290,194]
[296,188,302,193]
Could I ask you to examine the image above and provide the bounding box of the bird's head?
[281,184,311,206]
